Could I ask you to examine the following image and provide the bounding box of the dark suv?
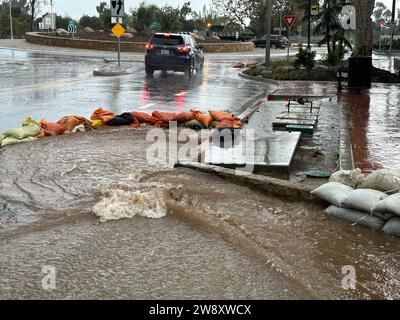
[252,35,289,49]
[145,33,205,77]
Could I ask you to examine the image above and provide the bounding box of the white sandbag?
[326,205,385,231]
[382,218,400,237]
[341,189,387,213]
[371,211,395,221]
[373,193,400,217]
[358,169,400,192]
[311,182,354,206]
[329,168,365,188]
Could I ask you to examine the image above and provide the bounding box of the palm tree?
[313,0,349,54]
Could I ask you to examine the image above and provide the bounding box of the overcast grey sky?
[53,0,213,19]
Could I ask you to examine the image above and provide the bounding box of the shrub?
[323,48,341,66]
[294,46,316,71]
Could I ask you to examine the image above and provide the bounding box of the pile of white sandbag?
[311,169,400,237]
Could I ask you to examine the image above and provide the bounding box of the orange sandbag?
[37,128,46,138]
[216,119,243,129]
[130,117,140,128]
[152,111,177,123]
[192,110,213,128]
[130,112,158,125]
[39,119,67,136]
[91,108,115,123]
[175,111,195,123]
[58,116,91,132]
[156,121,170,128]
[209,111,237,122]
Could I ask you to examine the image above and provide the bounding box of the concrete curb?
[93,68,129,76]
[174,162,317,202]
[238,70,280,86]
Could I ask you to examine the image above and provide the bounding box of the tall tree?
[26,0,42,31]
[352,0,375,55]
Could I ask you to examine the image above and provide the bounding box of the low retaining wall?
[25,32,255,53]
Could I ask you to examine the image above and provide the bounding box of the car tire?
[185,60,195,78]
[145,66,154,76]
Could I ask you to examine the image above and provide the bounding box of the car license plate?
[161,49,169,55]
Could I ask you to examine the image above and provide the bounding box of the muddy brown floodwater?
[0,127,399,299]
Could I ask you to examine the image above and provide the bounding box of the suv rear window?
[151,35,184,46]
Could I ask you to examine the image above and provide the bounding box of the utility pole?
[9,0,14,40]
[279,4,283,36]
[264,0,272,77]
[390,0,396,53]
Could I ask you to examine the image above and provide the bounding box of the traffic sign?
[68,24,77,34]
[150,21,158,31]
[284,16,296,29]
[111,23,126,38]
[311,5,320,16]
[111,0,125,17]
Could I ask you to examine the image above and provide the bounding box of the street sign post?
[111,23,126,67]
[111,0,125,67]
[380,21,385,51]
[284,15,296,62]
[67,21,77,39]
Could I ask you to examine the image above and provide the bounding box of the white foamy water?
[92,188,168,222]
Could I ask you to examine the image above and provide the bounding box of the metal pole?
[279,5,283,36]
[287,27,291,62]
[380,26,383,51]
[264,0,272,77]
[390,0,396,53]
[9,0,13,40]
[118,37,121,67]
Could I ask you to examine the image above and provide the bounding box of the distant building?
[39,13,56,31]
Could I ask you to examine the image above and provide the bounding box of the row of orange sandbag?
[36,108,243,138]
[92,108,243,129]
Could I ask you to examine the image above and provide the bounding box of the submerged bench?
[286,124,315,135]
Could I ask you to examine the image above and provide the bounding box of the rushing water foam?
[92,188,168,223]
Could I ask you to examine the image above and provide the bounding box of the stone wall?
[25,32,254,53]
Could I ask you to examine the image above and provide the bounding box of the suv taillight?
[176,46,189,53]
[145,43,154,50]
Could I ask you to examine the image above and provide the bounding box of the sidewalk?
[341,84,400,172]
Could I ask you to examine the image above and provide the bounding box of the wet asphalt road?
[0,48,269,132]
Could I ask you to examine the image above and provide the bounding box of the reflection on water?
[343,86,400,172]
[0,127,399,299]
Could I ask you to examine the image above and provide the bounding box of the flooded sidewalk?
[341,84,400,172]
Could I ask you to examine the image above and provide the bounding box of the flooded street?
[0,127,399,299]
[0,48,400,300]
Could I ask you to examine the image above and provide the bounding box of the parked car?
[252,35,289,49]
[145,33,205,77]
